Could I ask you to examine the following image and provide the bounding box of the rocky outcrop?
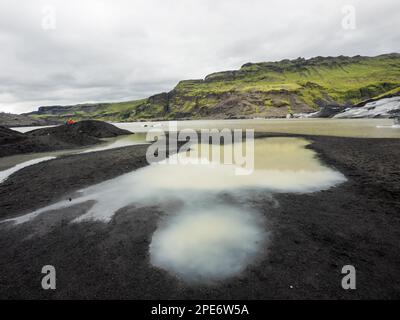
[0,112,57,127]
[295,105,346,118]
[32,104,110,116]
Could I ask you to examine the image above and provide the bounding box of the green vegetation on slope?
[29,53,400,121]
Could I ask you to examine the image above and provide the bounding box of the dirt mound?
[0,126,26,144]
[71,120,132,137]
[0,126,46,157]
[0,121,132,158]
[27,120,131,139]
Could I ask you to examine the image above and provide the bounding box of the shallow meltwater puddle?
[142,138,346,193]
[2,137,346,283]
[150,206,266,282]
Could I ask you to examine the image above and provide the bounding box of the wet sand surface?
[0,134,399,299]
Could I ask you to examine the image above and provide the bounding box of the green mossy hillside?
[29,53,400,121]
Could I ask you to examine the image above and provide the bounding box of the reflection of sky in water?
[4,137,346,224]
[150,206,267,283]
[2,137,346,282]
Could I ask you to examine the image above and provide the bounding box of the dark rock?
[309,105,347,118]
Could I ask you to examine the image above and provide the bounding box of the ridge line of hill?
[18,53,400,122]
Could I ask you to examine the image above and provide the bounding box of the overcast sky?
[0,0,399,114]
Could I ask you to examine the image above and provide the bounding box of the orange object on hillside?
[66,119,76,125]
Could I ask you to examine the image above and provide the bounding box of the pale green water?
[3,137,346,282]
[13,118,400,138]
[113,118,400,138]
[4,118,398,184]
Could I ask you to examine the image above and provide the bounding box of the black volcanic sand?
[0,120,132,157]
[0,134,399,299]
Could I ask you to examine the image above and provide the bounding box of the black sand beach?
[0,134,399,299]
[0,120,131,157]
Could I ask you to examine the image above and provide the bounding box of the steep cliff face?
[36,104,110,115]
[27,53,400,121]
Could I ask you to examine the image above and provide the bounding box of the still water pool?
[2,137,346,282]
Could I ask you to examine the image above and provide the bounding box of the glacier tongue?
[334,96,400,119]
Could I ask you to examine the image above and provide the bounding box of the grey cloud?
[0,0,399,113]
